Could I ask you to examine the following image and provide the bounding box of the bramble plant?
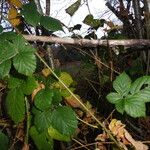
[0,0,81,148]
[106,72,150,118]
[0,31,78,149]
[1,0,149,149]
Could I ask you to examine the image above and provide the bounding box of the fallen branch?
[23,35,150,47]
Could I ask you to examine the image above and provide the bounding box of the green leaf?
[51,89,62,105]
[106,92,122,104]
[0,41,18,64]
[65,0,81,16]
[0,32,17,41]
[34,88,54,111]
[22,76,38,95]
[0,60,11,78]
[51,106,77,136]
[0,132,9,150]
[7,76,23,89]
[30,126,53,150]
[21,1,41,26]
[40,16,63,32]
[130,76,150,94]
[34,110,52,132]
[115,101,125,114]
[13,52,36,76]
[0,25,3,33]
[6,89,25,124]
[48,126,71,142]
[12,35,36,53]
[125,96,146,118]
[83,14,103,29]
[113,72,131,96]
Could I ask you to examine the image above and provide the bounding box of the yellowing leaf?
[9,18,21,26]
[8,8,21,26]
[42,68,51,77]
[8,0,22,8]
[8,8,18,19]
[53,72,73,89]
[48,126,71,142]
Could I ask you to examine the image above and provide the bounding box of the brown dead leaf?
[95,133,109,142]
[109,119,126,140]
[65,94,82,109]
[124,129,148,150]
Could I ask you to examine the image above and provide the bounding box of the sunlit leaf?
[48,126,71,142]
[65,0,81,16]
[51,106,77,136]
[6,88,25,124]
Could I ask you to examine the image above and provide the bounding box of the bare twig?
[23,34,150,47]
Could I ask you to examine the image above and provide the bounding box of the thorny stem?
[35,52,124,150]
